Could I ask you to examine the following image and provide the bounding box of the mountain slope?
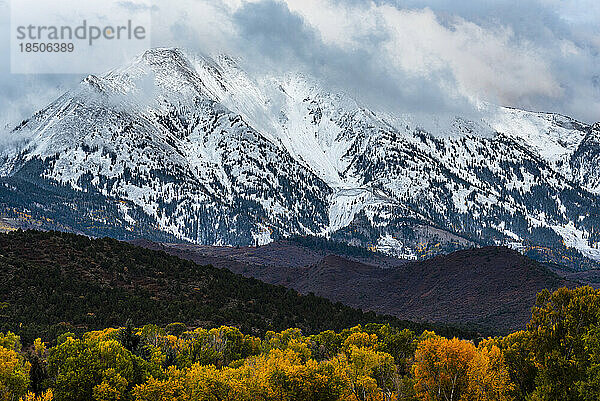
[1,48,599,267]
[1,49,331,246]
[0,230,472,344]
[136,239,576,334]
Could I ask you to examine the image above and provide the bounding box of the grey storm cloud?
[230,0,477,118]
[0,0,598,134]
[225,0,598,121]
[230,0,600,122]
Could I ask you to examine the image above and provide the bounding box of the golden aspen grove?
[1,286,600,401]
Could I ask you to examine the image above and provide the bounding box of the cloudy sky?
[0,0,599,131]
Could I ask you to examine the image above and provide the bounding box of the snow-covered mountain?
[1,48,599,268]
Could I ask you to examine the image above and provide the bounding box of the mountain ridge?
[1,47,599,268]
[133,237,578,334]
[1,229,477,344]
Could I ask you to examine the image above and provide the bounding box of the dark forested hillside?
[0,230,472,344]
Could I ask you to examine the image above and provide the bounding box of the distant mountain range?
[1,48,600,269]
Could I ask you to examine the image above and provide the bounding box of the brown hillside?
[142,241,577,333]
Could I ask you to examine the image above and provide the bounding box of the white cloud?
[286,2,562,107]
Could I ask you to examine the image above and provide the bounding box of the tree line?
[2,286,600,401]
